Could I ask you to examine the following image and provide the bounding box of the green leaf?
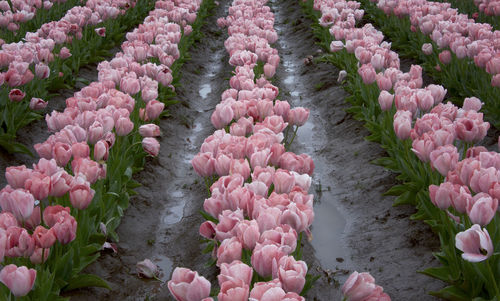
[429,285,471,301]
[199,210,218,223]
[63,274,111,292]
[419,266,453,282]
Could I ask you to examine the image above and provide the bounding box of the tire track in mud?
[269,0,444,299]
[68,1,233,300]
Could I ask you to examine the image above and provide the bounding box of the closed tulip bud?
[218,260,253,286]
[378,91,394,111]
[93,140,109,161]
[337,70,347,83]
[136,259,159,278]
[421,43,433,55]
[288,107,309,126]
[439,50,451,64]
[342,271,377,301]
[145,100,164,120]
[139,124,161,137]
[251,243,286,278]
[358,64,376,84]
[0,265,36,297]
[69,181,95,210]
[35,63,49,79]
[115,117,134,136]
[142,137,160,157]
[330,41,344,52]
[393,110,412,140]
[218,279,249,301]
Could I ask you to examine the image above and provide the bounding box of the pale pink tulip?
[168,267,211,301]
[455,224,493,262]
[0,265,36,297]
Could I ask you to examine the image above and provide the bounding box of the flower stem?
[486,260,500,300]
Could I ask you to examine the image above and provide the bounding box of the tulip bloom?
[136,259,159,278]
[455,224,493,262]
[0,265,36,297]
[168,267,211,301]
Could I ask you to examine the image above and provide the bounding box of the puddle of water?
[284,75,295,85]
[171,190,184,198]
[199,83,212,99]
[310,196,348,270]
[153,255,173,281]
[290,91,299,97]
[162,200,185,225]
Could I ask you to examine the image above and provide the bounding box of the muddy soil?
[269,0,444,299]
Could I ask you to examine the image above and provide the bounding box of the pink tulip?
[234,219,260,250]
[168,267,211,301]
[5,226,35,258]
[393,110,412,140]
[429,145,459,176]
[429,182,455,210]
[5,165,32,189]
[51,210,77,245]
[459,98,482,113]
[218,279,249,301]
[249,279,285,300]
[2,188,35,222]
[218,260,253,286]
[0,265,36,297]
[192,152,215,177]
[29,97,48,110]
[30,247,50,264]
[72,142,90,159]
[342,271,377,301]
[59,47,71,59]
[8,89,25,102]
[35,63,50,79]
[0,229,6,262]
[260,224,298,254]
[330,41,344,52]
[455,224,493,262]
[217,237,242,267]
[72,157,101,184]
[467,193,498,226]
[358,64,376,84]
[0,212,19,230]
[469,167,499,193]
[139,124,161,137]
[421,43,433,55]
[288,107,309,126]
[52,142,72,167]
[378,91,394,111]
[32,226,56,249]
[69,180,95,210]
[142,137,160,157]
[115,117,134,136]
[251,242,286,277]
[136,259,159,278]
[95,27,106,37]
[439,50,451,64]
[273,169,295,194]
[145,100,165,120]
[273,255,307,294]
[94,140,109,161]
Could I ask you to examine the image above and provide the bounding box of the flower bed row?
[0,0,215,298]
[354,0,500,130]
[302,0,499,299]
[0,0,83,44]
[165,0,328,299]
[0,0,157,155]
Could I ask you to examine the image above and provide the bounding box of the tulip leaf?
[63,274,111,291]
[199,210,218,223]
[419,266,453,282]
[429,285,471,301]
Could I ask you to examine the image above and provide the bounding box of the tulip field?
[0,0,499,299]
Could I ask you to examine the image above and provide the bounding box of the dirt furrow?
[68,1,232,299]
[269,0,444,299]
